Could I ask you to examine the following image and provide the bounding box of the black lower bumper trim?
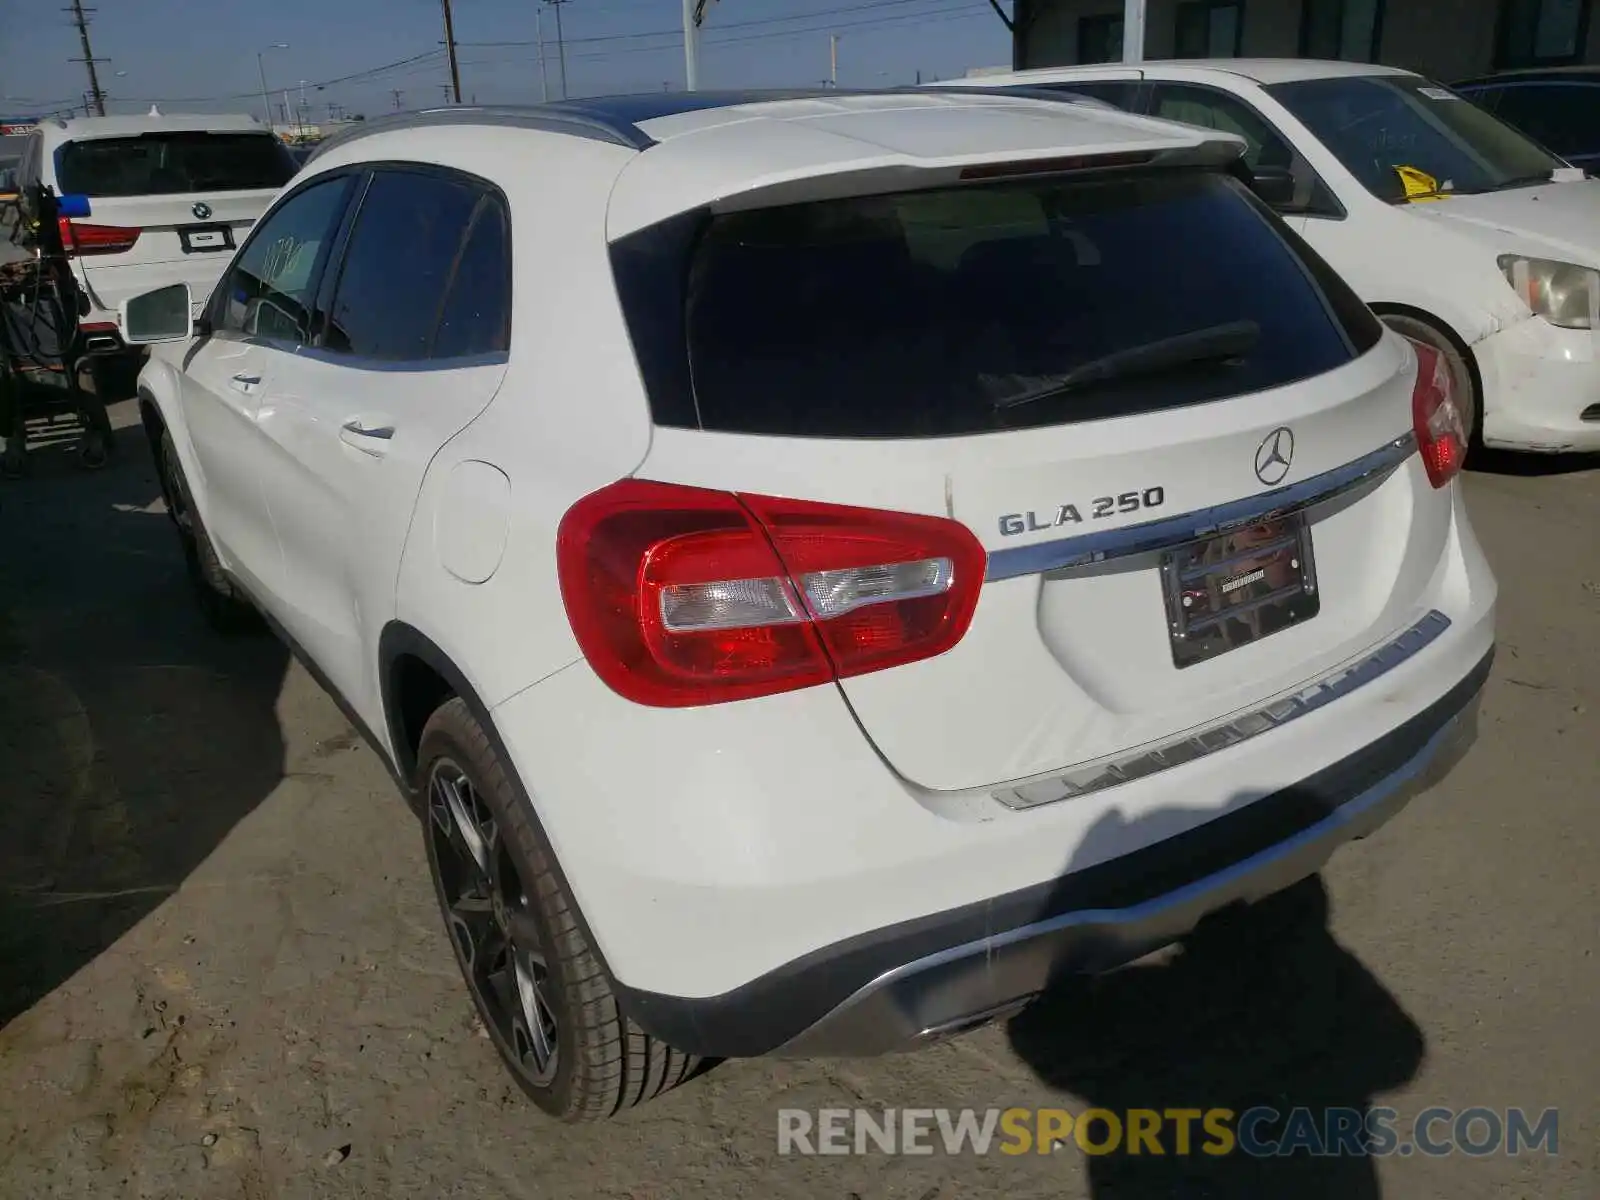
[616,647,1494,1058]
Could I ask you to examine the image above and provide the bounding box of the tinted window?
[56,133,296,197]
[1300,0,1382,61]
[1268,75,1564,201]
[217,175,352,342]
[1149,84,1295,170]
[1500,0,1586,66]
[433,197,512,359]
[1486,82,1600,157]
[321,169,500,361]
[1175,0,1243,57]
[1078,15,1124,63]
[619,170,1376,439]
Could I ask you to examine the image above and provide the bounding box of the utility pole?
[829,34,838,87]
[683,0,716,92]
[66,0,108,116]
[441,0,463,102]
[544,0,569,101]
[536,6,548,102]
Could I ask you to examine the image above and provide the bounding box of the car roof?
[943,58,1419,88]
[1454,65,1600,85]
[42,112,274,142]
[304,89,1251,240]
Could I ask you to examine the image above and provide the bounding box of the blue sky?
[0,0,1015,120]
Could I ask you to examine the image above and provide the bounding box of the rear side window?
[320,168,511,362]
[55,133,296,197]
[616,169,1381,439]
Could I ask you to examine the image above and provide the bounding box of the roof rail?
[302,88,877,166]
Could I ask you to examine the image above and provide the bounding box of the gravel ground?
[1,400,1595,1199]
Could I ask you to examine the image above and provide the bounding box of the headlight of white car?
[1497,254,1600,329]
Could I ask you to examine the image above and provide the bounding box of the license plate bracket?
[1159,514,1319,669]
[179,224,234,254]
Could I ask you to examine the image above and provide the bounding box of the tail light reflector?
[58,217,141,256]
[556,480,988,707]
[1406,338,1466,489]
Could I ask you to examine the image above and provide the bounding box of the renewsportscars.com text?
[777,1106,1560,1159]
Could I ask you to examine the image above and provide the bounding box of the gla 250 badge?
[999,487,1166,537]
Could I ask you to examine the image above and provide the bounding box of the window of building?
[1078,14,1125,63]
[1300,0,1384,61]
[1497,0,1591,66]
[1175,0,1244,57]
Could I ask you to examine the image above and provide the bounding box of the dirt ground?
[1,399,1595,1199]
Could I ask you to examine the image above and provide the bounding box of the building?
[1011,0,1598,82]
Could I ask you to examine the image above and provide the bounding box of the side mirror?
[119,283,195,345]
[1248,165,1298,209]
[56,193,92,218]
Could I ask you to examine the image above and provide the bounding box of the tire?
[417,696,699,1121]
[157,429,259,633]
[1378,312,1483,454]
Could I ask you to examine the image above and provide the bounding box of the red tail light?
[556,480,988,707]
[57,217,141,256]
[1406,338,1466,489]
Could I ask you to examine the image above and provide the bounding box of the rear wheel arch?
[377,619,629,1008]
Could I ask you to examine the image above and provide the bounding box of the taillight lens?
[1406,338,1466,489]
[57,217,141,256]
[556,479,988,707]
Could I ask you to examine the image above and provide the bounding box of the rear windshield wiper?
[988,320,1261,411]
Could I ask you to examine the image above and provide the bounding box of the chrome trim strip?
[993,608,1452,811]
[985,431,1417,582]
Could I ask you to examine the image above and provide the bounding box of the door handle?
[231,372,261,386]
[339,418,396,456]
[341,420,394,440]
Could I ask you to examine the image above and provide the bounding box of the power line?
[459,0,961,48]
[461,1,990,67]
[106,50,445,105]
[65,0,109,116]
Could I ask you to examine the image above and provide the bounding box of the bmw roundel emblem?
[192,201,213,220]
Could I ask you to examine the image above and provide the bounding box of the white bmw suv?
[12,112,297,364]
[120,90,1497,1122]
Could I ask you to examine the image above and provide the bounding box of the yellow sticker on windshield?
[1395,164,1450,201]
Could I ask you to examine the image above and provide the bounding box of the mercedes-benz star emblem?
[1254,427,1295,486]
[192,202,212,220]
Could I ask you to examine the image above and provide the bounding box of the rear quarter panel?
[392,129,651,710]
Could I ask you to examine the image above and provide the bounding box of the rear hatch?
[54,130,295,309]
[609,149,1451,794]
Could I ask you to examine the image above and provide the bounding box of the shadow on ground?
[1005,801,1426,1200]
[0,411,289,1027]
[1469,447,1599,478]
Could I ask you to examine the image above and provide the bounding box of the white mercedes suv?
[120,90,1497,1123]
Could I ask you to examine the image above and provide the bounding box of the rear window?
[612,168,1382,439]
[56,132,296,198]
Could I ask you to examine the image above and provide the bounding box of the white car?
[119,90,1495,1121]
[11,112,296,363]
[934,60,1600,455]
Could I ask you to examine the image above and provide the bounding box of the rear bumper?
[615,645,1492,1058]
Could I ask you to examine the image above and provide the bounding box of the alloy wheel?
[427,760,559,1085]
